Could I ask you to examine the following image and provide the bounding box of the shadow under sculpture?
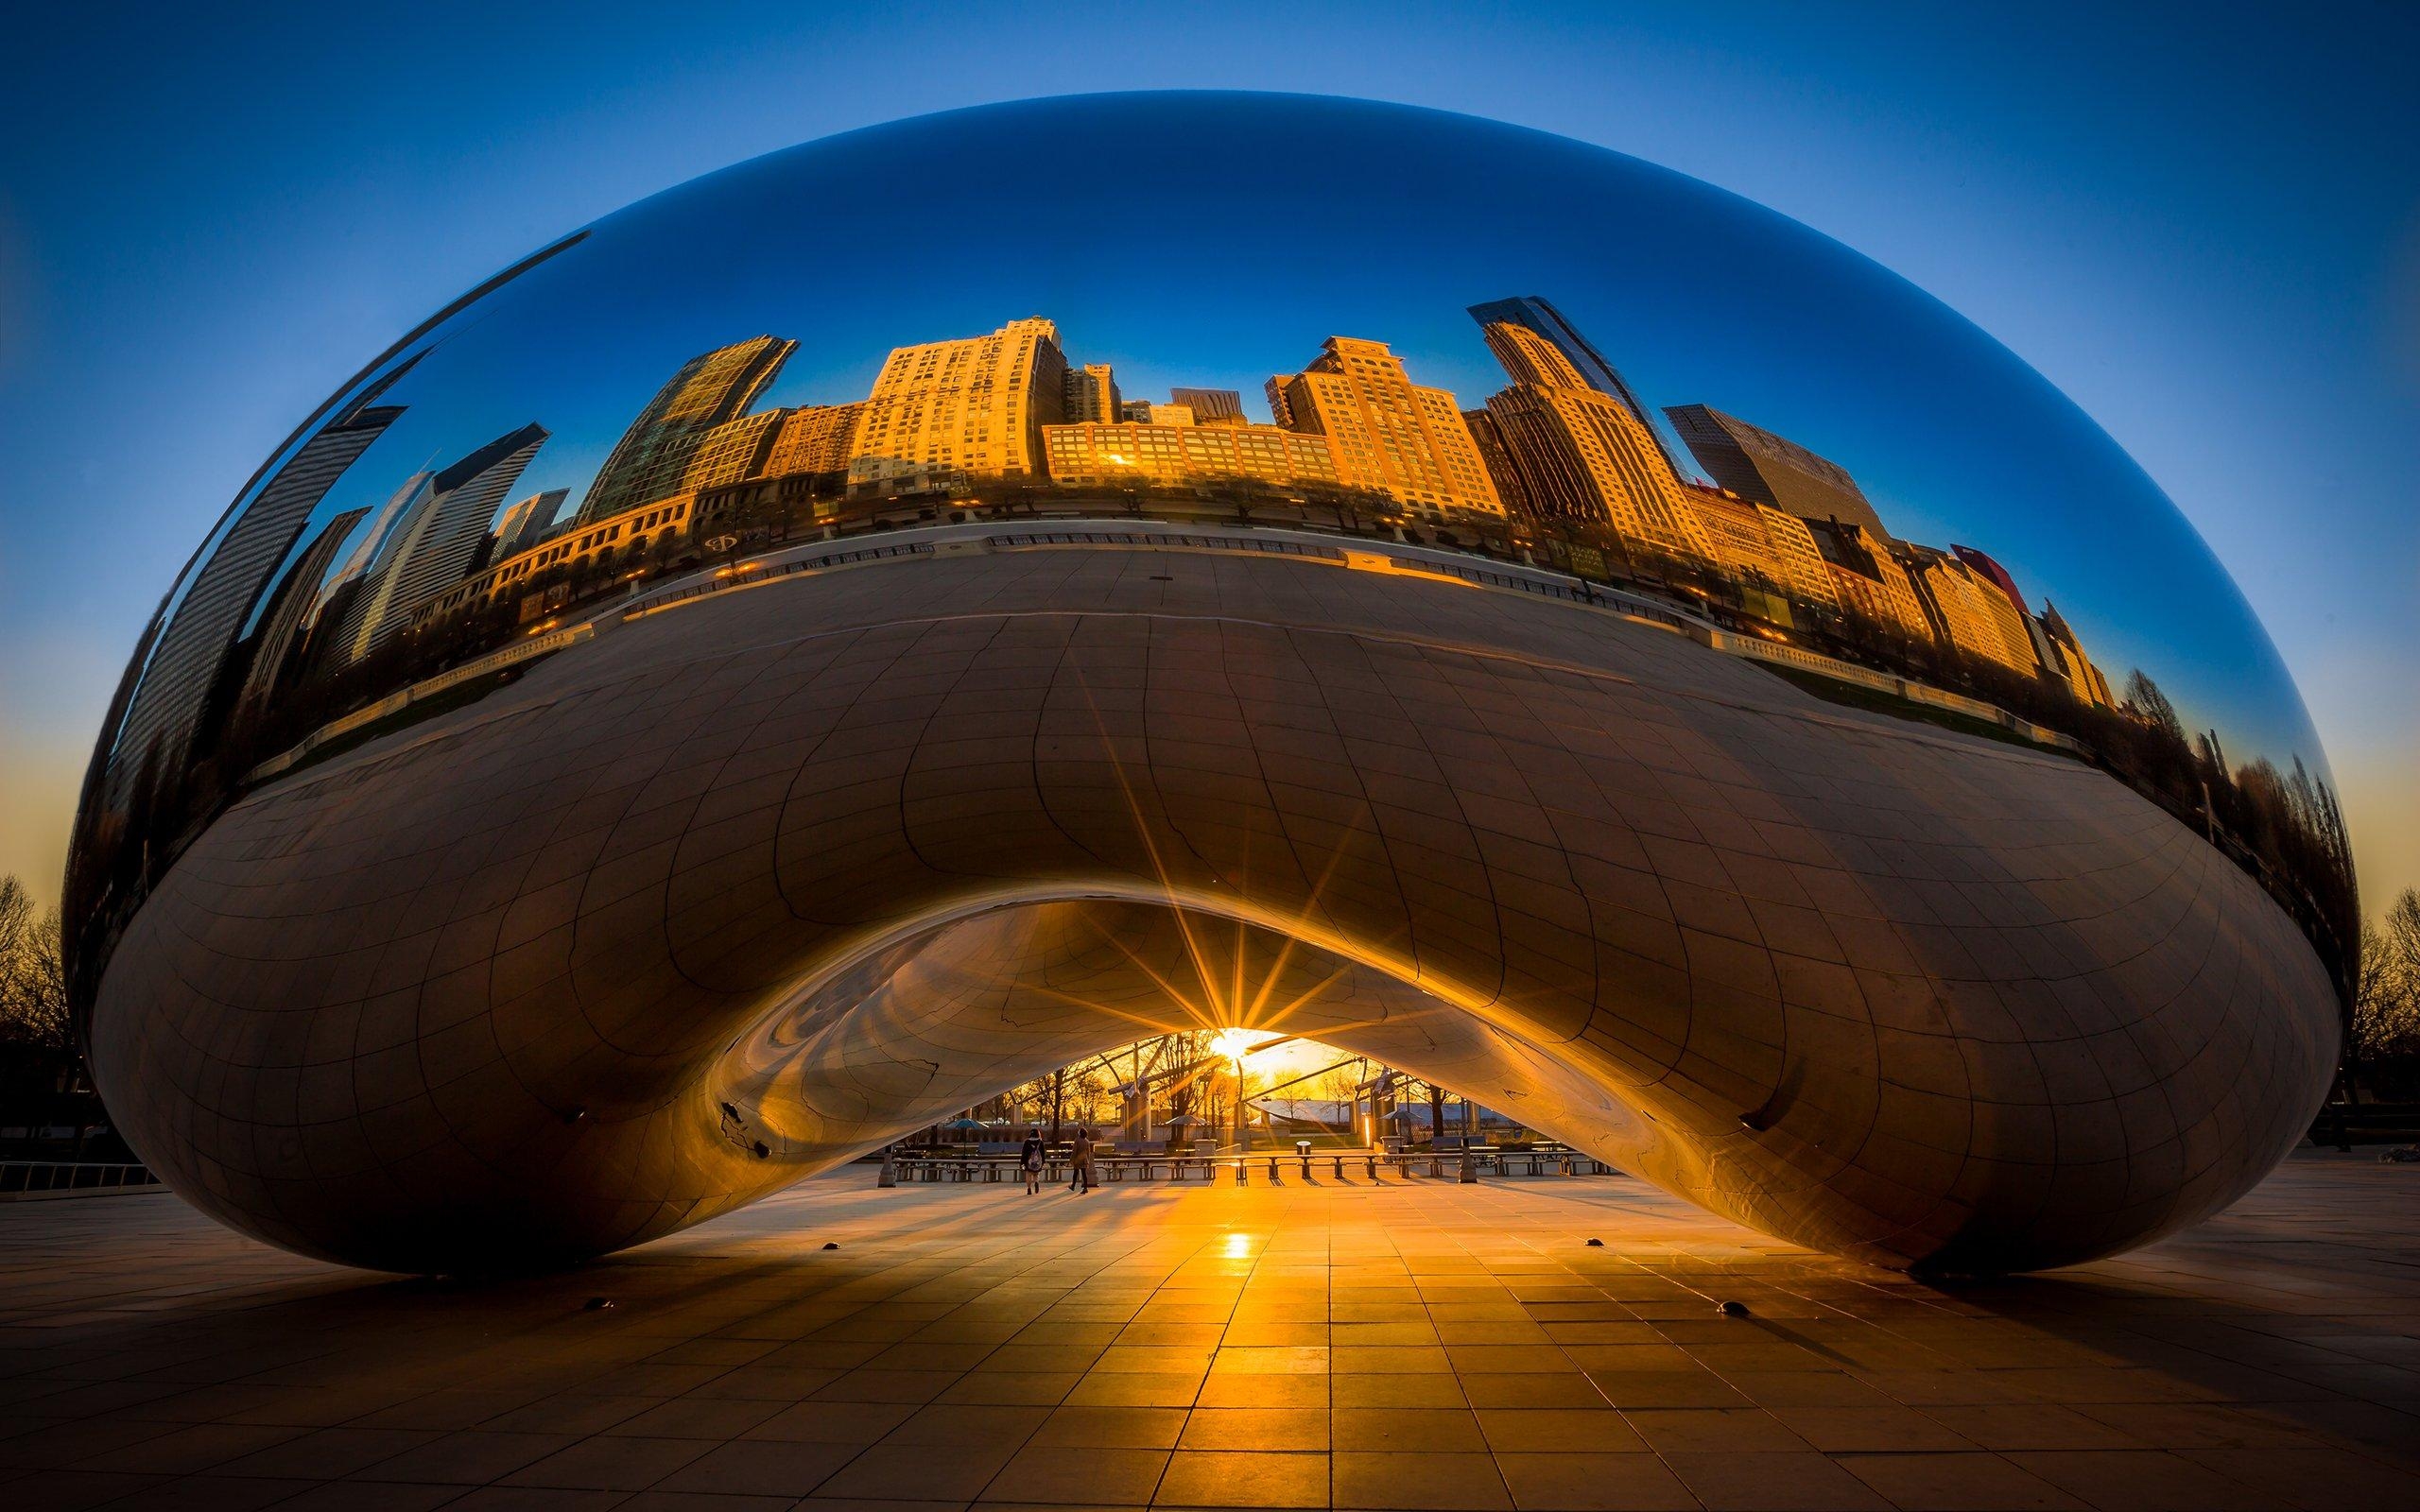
[87,543,2336,1274]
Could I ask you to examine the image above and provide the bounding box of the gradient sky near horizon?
[3,1,2415,917]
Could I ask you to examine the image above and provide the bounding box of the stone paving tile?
[1331,1448,1512,1509]
[0,1154,2416,1512]
[1153,1449,1329,1507]
[1836,1450,2089,1510]
[1664,1450,1896,1510]
[2003,1449,2282,1511]
[981,1443,1170,1503]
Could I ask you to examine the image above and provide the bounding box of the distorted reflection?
[62,95,2353,1273]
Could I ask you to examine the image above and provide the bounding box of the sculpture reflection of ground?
[88,541,2335,1275]
[0,1155,2413,1510]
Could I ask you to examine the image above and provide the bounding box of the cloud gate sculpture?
[68,94,2353,1276]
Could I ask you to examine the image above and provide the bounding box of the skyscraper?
[1270,337,1500,516]
[2039,603,2115,707]
[1665,404,1894,543]
[763,403,866,479]
[577,335,795,524]
[848,318,1068,493]
[1476,321,1709,557]
[1263,375,1296,429]
[1902,545,2037,675]
[1806,519,1931,643]
[337,422,548,662]
[1168,387,1244,423]
[1461,409,1533,519]
[1467,297,1676,472]
[228,507,370,730]
[493,489,569,558]
[1063,364,1120,425]
[102,391,406,803]
[678,408,786,493]
[1681,484,1839,610]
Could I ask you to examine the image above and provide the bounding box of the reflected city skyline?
[75,262,2358,1008]
[60,94,2356,1276]
[71,94,2359,1026]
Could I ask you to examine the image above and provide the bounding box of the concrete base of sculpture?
[89,534,2337,1274]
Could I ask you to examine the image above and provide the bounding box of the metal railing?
[987,528,1347,563]
[623,540,936,619]
[884,1148,1614,1185]
[0,1161,163,1197]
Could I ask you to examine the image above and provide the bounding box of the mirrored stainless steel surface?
[67,94,2351,1273]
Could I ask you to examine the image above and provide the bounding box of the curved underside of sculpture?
[88,541,2337,1274]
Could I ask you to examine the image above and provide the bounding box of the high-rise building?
[1063,364,1120,425]
[679,408,786,493]
[337,422,547,662]
[412,490,702,632]
[1120,400,1194,426]
[228,507,370,730]
[2039,602,2115,707]
[1461,409,1533,519]
[578,335,795,524]
[1270,337,1500,516]
[1467,297,1678,473]
[493,489,570,558]
[848,318,1067,493]
[1806,519,1931,643]
[324,471,430,601]
[1168,387,1244,423]
[1902,546,2037,676]
[1042,420,1340,489]
[103,393,406,800]
[1681,484,1839,610]
[1475,321,1707,556]
[1951,544,2072,681]
[1263,375,1296,429]
[1949,545,2029,619]
[763,403,865,479]
[1665,404,1894,543]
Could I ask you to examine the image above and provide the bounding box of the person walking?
[1069,1125,1095,1194]
[1020,1126,1046,1195]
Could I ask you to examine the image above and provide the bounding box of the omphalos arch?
[86,544,2334,1276]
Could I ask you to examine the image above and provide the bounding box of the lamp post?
[1459,1093,1478,1183]
[1233,1049,1249,1155]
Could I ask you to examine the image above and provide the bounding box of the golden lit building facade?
[409,493,698,630]
[1042,421,1341,489]
[849,318,1068,493]
[2040,603,2116,707]
[1271,337,1501,517]
[579,335,795,524]
[1905,548,2039,676]
[1121,400,1195,426]
[679,409,785,494]
[1461,409,1533,519]
[1482,385,1711,556]
[1808,519,1932,643]
[763,402,865,479]
[1063,364,1119,425]
[1475,321,1706,556]
[1682,484,1839,610]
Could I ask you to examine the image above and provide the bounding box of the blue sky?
[4,1,2415,911]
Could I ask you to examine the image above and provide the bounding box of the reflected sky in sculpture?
[75,93,2353,1005]
[287,99,2306,747]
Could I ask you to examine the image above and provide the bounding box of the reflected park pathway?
[2,1153,2416,1511]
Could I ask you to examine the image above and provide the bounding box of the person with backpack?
[1019,1126,1046,1195]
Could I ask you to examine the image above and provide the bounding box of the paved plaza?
[2,1152,2415,1512]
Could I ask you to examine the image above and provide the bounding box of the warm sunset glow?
[1211,1028,1277,1062]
